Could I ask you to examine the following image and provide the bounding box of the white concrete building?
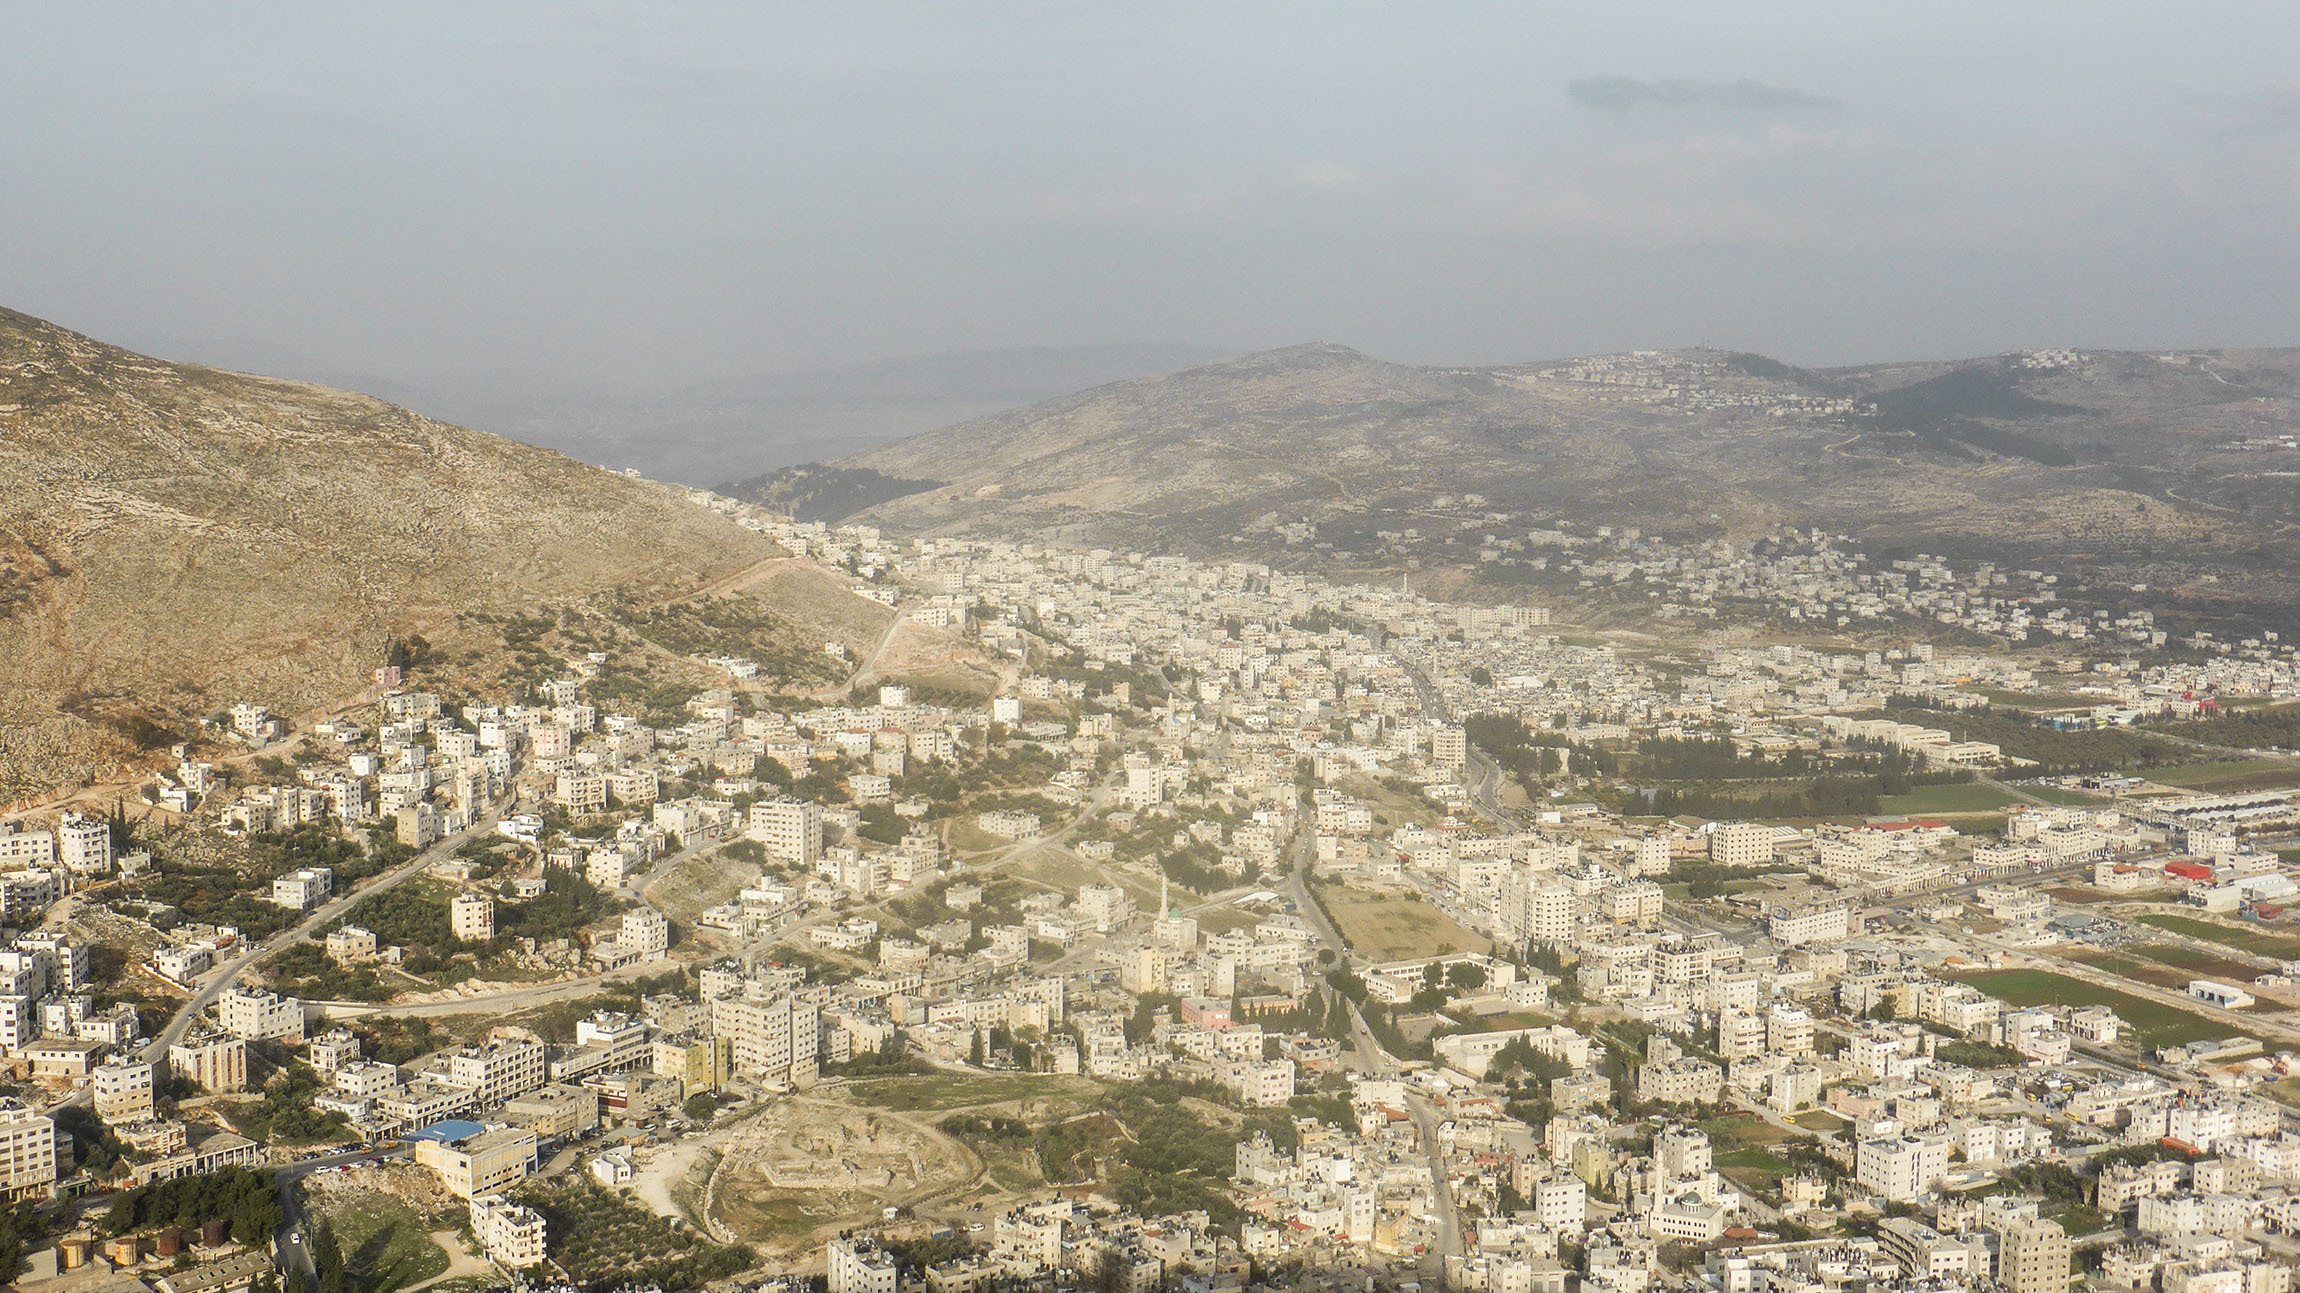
[92,1060,156,1123]
[218,987,305,1042]
[470,1192,549,1269]
[452,892,496,942]
[0,1099,57,1199]
[829,1236,900,1293]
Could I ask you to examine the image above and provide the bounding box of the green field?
[1700,1112,1797,1148]
[1703,1112,1801,1195]
[1954,968,2258,1048]
[2124,942,2273,979]
[1714,1146,1795,1190]
[2063,945,2265,996]
[2044,1199,2115,1237]
[315,1190,448,1293]
[2136,759,2300,793]
[1879,782,2021,815]
[2132,912,2300,960]
[1790,1109,1849,1133]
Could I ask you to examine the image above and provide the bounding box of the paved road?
[141,812,504,1064]
[1401,1088,1466,1263]
[1278,808,1465,1264]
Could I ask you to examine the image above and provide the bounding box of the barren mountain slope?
[0,307,777,804]
[836,342,2300,623]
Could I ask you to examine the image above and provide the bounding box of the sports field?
[1313,883,1492,961]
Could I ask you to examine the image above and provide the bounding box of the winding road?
[138,811,506,1066]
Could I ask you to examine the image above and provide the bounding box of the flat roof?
[405,1118,486,1144]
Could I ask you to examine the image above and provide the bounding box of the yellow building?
[414,1126,537,1199]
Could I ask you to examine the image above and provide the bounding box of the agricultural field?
[2120,942,2274,980]
[1700,1113,1796,1148]
[2043,1200,2116,1237]
[2131,912,2300,960]
[1700,1114,1804,1195]
[2135,759,2300,794]
[1954,968,2258,1048]
[1312,883,1492,962]
[522,1176,752,1290]
[1878,782,2021,815]
[1713,1147,1797,1194]
[2061,945,2267,996]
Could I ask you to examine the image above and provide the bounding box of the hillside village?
[0,489,2298,1293]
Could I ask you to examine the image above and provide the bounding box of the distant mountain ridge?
[828,339,2300,629]
[361,343,1236,488]
[0,307,778,805]
[723,464,944,524]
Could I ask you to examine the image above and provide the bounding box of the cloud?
[1567,76,1840,114]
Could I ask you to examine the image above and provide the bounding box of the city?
[9,7,2300,1293]
[2,485,2298,1293]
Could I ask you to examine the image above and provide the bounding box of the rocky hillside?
[0,307,778,805]
[841,342,2300,630]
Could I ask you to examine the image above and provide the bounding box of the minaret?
[1159,872,1170,918]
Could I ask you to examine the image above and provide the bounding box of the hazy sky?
[7,1,2300,392]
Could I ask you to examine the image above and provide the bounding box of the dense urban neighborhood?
[19,4,2300,1291]
[2,482,2300,1293]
